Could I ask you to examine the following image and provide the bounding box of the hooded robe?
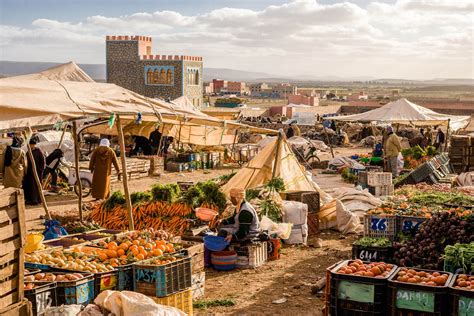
[89,146,120,199]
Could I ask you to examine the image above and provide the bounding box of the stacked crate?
[366,172,393,197]
[111,157,150,181]
[449,135,471,173]
[0,188,29,314]
[180,241,206,300]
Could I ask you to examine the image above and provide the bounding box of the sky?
[0,0,473,79]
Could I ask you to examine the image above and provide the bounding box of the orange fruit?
[106,249,118,258]
[119,243,129,251]
[99,253,108,261]
[153,249,163,257]
[136,254,145,260]
[132,240,140,246]
[139,248,147,256]
[145,243,154,250]
[156,245,166,252]
[120,255,127,260]
[107,242,118,250]
[117,249,125,256]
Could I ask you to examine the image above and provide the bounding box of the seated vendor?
[372,142,383,157]
[219,188,260,243]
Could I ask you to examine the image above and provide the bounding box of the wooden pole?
[323,122,335,158]
[272,131,283,179]
[57,123,68,148]
[157,123,165,156]
[25,128,52,220]
[116,114,135,231]
[445,119,450,153]
[72,121,83,222]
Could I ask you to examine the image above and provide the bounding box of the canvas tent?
[329,98,470,131]
[10,61,95,82]
[221,134,318,195]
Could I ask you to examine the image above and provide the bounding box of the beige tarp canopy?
[10,61,95,82]
[221,135,317,195]
[329,98,470,131]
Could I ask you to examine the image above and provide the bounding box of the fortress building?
[106,35,203,107]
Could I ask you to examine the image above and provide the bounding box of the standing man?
[286,123,295,139]
[149,127,162,155]
[23,138,45,205]
[3,136,27,188]
[219,188,261,243]
[89,138,121,200]
[385,126,402,178]
[43,147,64,192]
[434,127,445,152]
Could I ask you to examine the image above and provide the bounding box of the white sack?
[336,199,363,234]
[282,200,308,244]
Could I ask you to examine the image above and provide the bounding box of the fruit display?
[394,211,474,270]
[394,268,450,286]
[70,229,179,267]
[25,251,115,273]
[354,237,392,247]
[24,272,85,283]
[142,255,181,266]
[452,274,474,291]
[88,201,193,233]
[63,221,102,234]
[336,260,395,278]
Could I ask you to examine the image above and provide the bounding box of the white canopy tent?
[329,98,470,131]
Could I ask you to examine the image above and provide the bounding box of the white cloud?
[0,0,472,79]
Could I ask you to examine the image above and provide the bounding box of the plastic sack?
[336,199,363,234]
[282,201,308,245]
[397,153,404,174]
[260,215,292,239]
[43,220,68,240]
[45,305,83,316]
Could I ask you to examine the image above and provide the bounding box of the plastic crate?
[133,255,192,297]
[117,264,134,291]
[367,172,392,186]
[25,269,42,276]
[301,191,320,213]
[368,184,394,197]
[151,288,193,315]
[25,262,52,271]
[363,214,398,241]
[329,260,397,315]
[229,242,268,269]
[397,215,427,235]
[55,273,94,305]
[358,171,368,186]
[388,267,453,316]
[448,274,474,316]
[24,282,57,316]
[351,243,392,263]
[93,270,117,294]
[267,238,282,261]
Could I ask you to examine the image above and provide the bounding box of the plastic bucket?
[211,251,237,271]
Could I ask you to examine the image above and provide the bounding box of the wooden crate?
[0,299,32,316]
[180,241,204,274]
[229,242,268,269]
[0,188,27,310]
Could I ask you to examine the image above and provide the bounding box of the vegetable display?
[88,202,193,233]
[452,274,474,291]
[25,251,115,273]
[393,211,474,270]
[354,237,392,248]
[63,221,102,234]
[151,184,180,203]
[180,181,227,211]
[336,260,394,278]
[443,242,474,273]
[394,268,449,286]
[25,272,85,283]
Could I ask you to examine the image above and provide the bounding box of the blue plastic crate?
[57,275,95,305]
[25,262,52,271]
[133,256,192,297]
[117,264,134,291]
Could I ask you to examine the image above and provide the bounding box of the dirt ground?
[24,145,369,315]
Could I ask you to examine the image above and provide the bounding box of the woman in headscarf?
[3,136,27,188]
[89,138,120,200]
[23,137,45,205]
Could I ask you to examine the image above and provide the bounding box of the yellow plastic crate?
[152,288,193,315]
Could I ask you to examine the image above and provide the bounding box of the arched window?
[160,69,166,84]
[194,70,199,85]
[167,69,172,84]
[153,69,159,84]
[147,69,153,84]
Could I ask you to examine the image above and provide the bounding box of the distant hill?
[1,60,472,85]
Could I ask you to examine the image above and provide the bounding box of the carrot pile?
[88,201,193,234]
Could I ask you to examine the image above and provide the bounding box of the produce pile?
[63,221,102,234]
[393,211,474,270]
[354,237,391,248]
[401,145,436,169]
[452,274,474,291]
[443,242,474,273]
[336,260,395,278]
[245,177,285,222]
[24,272,86,290]
[88,180,228,233]
[25,251,115,273]
[394,268,450,286]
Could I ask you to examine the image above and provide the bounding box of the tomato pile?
[395,268,449,286]
[336,260,394,278]
[453,274,474,291]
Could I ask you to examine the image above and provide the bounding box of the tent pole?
[157,123,165,156]
[72,121,83,222]
[116,114,135,231]
[323,122,335,158]
[272,131,283,179]
[25,128,52,220]
[445,119,450,153]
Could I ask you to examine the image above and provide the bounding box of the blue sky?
[0,0,472,79]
